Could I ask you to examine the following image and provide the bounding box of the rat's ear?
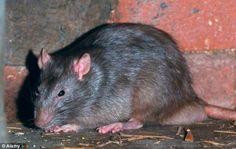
[38,48,51,69]
[73,53,91,80]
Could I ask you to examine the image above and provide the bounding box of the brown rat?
[34,23,208,133]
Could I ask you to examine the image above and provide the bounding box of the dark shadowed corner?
[16,50,40,128]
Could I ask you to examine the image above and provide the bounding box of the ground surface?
[6,119,236,149]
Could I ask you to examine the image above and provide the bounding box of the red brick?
[4,66,28,122]
[111,0,236,51]
[185,52,236,109]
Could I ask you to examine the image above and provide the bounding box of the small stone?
[184,129,194,142]
[15,132,25,136]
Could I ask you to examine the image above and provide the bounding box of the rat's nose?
[35,109,53,128]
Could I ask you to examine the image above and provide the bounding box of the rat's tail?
[204,105,236,121]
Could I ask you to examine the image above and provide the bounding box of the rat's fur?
[34,23,207,132]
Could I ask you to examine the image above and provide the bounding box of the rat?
[34,23,209,134]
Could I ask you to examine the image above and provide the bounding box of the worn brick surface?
[4,51,235,121]
[5,0,117,65]
[111,0,236,51]
[4,66,27,122]
[185,52,236,109]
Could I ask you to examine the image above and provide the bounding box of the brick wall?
[111,0,236,51]
[4,0,236,122]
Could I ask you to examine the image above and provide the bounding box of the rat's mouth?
[34,109,54,129]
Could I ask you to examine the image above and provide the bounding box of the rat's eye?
[58,90,65,97]
[35,89,40,97]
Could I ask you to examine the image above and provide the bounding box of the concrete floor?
[7,119,236,149]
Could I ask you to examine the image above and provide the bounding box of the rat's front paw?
[46,124,80,133]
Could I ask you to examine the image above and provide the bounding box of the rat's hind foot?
[97,118,143,134]
[46,124,80,133]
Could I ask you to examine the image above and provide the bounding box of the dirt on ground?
[6,119,236,149]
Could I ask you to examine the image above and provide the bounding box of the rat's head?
[34,49,91,130]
